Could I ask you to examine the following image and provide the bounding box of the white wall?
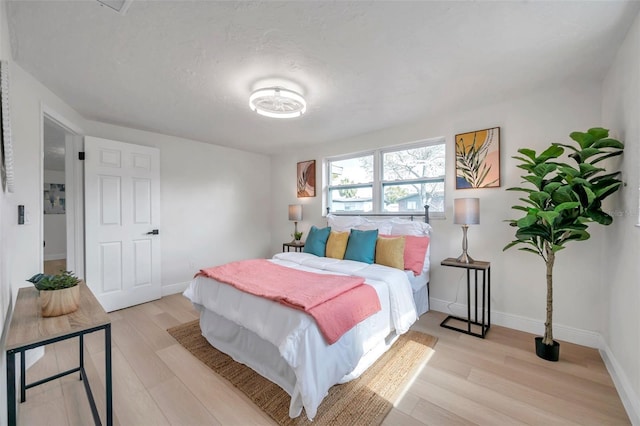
[42,169,66,261]
[601,10,640,424]
[8,64,86,289]
[271,80,607,344]
[83,121,272,295]
[0,2,15,424]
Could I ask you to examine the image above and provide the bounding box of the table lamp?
[454,198,480,263]
[288,204,302,243]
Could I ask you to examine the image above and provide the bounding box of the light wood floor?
[17,294,630,425]
[43,259,67,275]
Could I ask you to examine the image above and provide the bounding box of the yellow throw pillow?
[375,236,406,270]
[326,231,350,259]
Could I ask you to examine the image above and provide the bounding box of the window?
[326,138,446,217]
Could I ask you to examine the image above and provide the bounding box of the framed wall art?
[455,127,500,189]
[297,160,316,197]
[43,183,66,214]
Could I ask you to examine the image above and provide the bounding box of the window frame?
[325,137,446,219]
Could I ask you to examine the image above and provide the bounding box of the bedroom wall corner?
[601,7,640,424]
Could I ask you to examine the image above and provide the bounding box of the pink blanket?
[197,259,381,344]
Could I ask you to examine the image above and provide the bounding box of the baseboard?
[599,337,640,425]
[161,281,190,297]
[429,298,601,348]
[43,253,65,261]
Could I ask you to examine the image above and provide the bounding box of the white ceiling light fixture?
[249,87,307,119]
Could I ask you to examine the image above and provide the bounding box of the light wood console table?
[5,281,112,425]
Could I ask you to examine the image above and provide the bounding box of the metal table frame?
[6,323,112,425]
[5,282,112,426]
[440,258,491,338]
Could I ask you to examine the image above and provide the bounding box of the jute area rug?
[167,320,437,426]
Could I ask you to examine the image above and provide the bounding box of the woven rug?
[167,320,437,425]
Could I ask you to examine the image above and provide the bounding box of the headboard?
[326,205,430,224]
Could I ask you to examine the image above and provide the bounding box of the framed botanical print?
[455,127,500,189]
[297,160,316,197]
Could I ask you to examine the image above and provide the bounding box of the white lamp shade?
[288,204,302,221]
[454,198,480,225]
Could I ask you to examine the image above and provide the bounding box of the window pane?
[329,155,374,186]
[328,187,373,213]
[383,182,444,213]
[383,144,445,181]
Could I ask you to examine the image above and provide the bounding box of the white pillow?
[326,214,365,232]
[354,218,393,234]
[390,217,432,236]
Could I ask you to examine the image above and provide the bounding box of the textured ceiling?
[7,1,640,154]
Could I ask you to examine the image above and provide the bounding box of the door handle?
[146,229,159,235]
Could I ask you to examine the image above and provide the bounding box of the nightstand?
[283,242,305,252]
[440,257,491,338]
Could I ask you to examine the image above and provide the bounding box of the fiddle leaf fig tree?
[504,128,624,348]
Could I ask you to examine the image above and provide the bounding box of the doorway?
[42,117,69,274]
[41,113,83,279]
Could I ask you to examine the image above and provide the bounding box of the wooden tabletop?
[441,258,491,270]
[6,281,110,351]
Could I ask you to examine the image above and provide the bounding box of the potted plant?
[27,270,81,317]
[504,128,624,361]
[292,231,304,244]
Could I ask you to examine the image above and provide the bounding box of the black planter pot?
[535,337,560,361]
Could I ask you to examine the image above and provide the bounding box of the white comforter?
[183,252,417,420]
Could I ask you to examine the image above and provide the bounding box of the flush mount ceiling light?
[249,87,306,119]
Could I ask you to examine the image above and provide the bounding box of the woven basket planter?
[39,284,80,317]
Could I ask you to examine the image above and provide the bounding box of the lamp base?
[456,251,474,264]
[457,224,474,263]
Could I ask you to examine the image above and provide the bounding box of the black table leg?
[20,350,25,403]
[7,351,16,425]
[466,269,471,333]
[474,269,478,323]
[481,269,486,337]
[105,324,112,426]
[79,334,84,381]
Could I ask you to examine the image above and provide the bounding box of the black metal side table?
[5,282,112,425]
[440,258,491,338]
[283,242,305,252]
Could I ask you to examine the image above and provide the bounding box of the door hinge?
[78,152,85,160]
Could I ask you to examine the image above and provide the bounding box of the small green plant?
[28,270,80,291]
[293,231,303,241]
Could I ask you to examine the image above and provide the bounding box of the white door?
[84,136,161,312]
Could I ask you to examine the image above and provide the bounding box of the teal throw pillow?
[344,229,378,264]
[303,226,332,257]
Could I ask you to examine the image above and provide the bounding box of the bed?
[183,215,431,420]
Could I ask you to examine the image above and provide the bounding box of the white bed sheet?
[183,253,417,420]
[406,267,430,316]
